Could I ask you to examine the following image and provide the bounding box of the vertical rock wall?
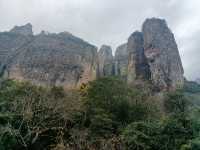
[98,45,114,77]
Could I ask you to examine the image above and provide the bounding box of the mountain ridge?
[0,18,184,91]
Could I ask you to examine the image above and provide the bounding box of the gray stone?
[10,23,33,36]
[98,45,114,77]
[142,18,184,90]
[114,43,128,78]
[0,19,185,91]
[0,24,98,89]
[127,31,150,84]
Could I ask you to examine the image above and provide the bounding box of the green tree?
[122,121,162,150]
[82,77,155,138]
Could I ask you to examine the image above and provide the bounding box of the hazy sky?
[0,0,199,80]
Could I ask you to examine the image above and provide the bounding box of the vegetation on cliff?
[0,78,200,150]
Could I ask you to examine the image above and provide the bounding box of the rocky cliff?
[127,32,150,84]
[0,24,33,76]
[142,18,184,91]
[0,18,184,91]
[98,45,114,77]
[0,24,98,89]
[114,43,128,79]
[119,18,184,91]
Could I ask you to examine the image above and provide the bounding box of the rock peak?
[114,43,128,78]
[142,17,184,90]
[10,23,33,36]
[99,45,112,55]
[98,45,114,77]
[0,18,184,91]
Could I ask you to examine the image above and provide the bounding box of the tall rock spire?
[126,18,184,91]
[98,45,114,77]
[127,31,150,84]
[114,43,128,79]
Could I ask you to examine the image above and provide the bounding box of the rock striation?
[0,24,98,89]
[126,18,184,91]
[0,18,184,91]
[114,43,128,79]
[98,45,114,77]
[142,18,184,90]
[127,32,150,84]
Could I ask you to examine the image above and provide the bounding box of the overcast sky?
[0,0,199,80]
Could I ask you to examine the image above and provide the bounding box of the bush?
[0,80,83,149]
[191,138,200,150]
[82,77,157,139]
[122,121,161,150]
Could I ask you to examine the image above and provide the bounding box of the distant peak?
[142,18,168,30]
[39,30,50,35]
[59,31,73,36]
[99,45,113,57]
[10,23,33,36]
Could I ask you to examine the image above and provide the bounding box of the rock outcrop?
[114,43,128,79]
[98,45,114,77]
[10,23,33,36]
[126,18,184,91]
[0,24,98,89]
[127,32,150,84]
[0,18,184,91]
[142,18,184,90]
[0,29,33,77]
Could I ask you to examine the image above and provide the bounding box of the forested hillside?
[1,78,200,150]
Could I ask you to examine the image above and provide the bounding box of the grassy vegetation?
[0,78,200,150]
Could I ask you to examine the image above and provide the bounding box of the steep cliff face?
[126,18,184,91]
[0,24,33,76]
[98,45,114,77]
[0,18,184,91]
[127,32,150,84]
[114,43,128,78]
[142,18,184,90]
[0,24,98,89]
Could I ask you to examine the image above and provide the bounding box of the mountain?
[0,24,98,89]
[0,18,184,91]
[126,18,184,91]
[196,78,200,84]
[114,43,128,79]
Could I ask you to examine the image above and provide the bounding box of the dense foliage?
[0,78,200,150]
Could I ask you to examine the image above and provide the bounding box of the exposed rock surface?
[142,18,184,90]
[10,23,33,36]
[114,43,128,78]
[0,30,33,77]
[126,18,184,91]
[127,32,150,84]
[98,45,114,77]
[0,24,98,89]
[0,18,184,91]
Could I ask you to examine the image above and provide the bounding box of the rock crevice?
[0,18,184,91]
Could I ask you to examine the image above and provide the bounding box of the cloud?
[0,0,199,80]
